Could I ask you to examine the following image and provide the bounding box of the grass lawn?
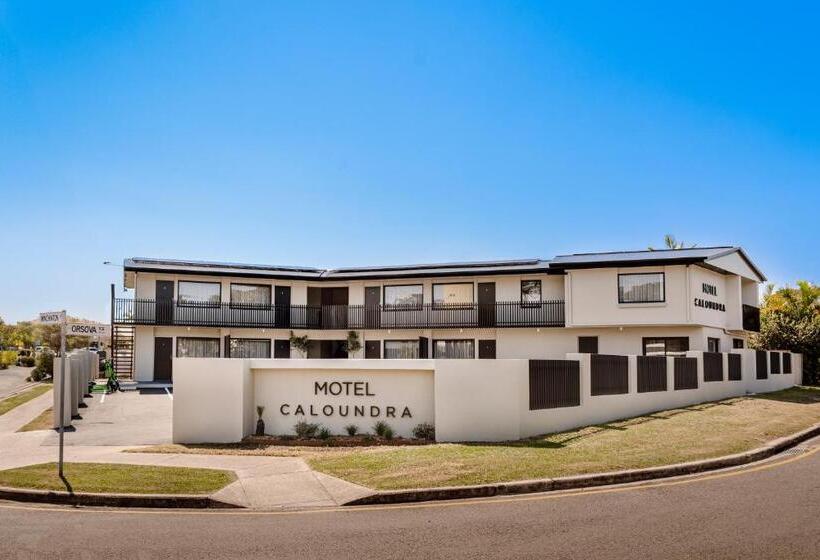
[308,387,820,490]
[0,385,52,416]
[0,462,236,494]
[17,407,53,432]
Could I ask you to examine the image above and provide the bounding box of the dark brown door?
[419,336,429,359]
[274,286,290,328]
[156,281,174,325]
[273,339,290,359]
[154,337,173,382]
[364,286,381,329]
[320,340,348,359]
[578,336,598,354]
[477,282,496,327]
[365,340,381,359]
[321,288,349,329]
[478,339,496,359]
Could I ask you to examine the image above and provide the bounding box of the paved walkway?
[0,388,373,509]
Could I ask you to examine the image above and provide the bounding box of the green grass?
[0,385,52,416]
[308,387,820,490]
[17,407,53,432]
[0,462,236,494]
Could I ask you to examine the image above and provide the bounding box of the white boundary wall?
[172,350,802,444]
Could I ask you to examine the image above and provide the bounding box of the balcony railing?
[742,304,761,332]
[112,298,565,330]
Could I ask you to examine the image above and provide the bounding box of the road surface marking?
[100,393,105,404]
[0,443,815,518]
[164,388,173,400]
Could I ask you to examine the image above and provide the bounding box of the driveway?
[0,366,35,399]
[39,388,174,446]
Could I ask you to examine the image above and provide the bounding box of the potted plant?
[256,405,265,436]
[289,331,311,358]
[344,331,362,358]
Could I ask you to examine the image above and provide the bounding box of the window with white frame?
[433,339,475,359]
[384,340,420,359]
[177,281,221,306]
[433,283,473,307]
[384,285,423,307]
[618,273,665,304]
[176,337,220,358]
[230,283,271,307]
[230,338,271,359]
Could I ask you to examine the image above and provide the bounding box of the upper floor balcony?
[742,304,761,332]
[112,298,565,330]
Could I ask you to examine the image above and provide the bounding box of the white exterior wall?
[172,352,802,444]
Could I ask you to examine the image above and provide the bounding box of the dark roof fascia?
[123,266,324,281]
[549,257,707,271]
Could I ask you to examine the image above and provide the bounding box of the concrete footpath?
[0,389,373,510]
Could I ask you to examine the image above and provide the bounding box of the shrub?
[19,356,35,367]
[28,369,49,382]
[318,426,331,440]
[412,422,435,440]
[344,424,359,436]
[34,352,54,377]
[372,420,391,438]
[382,425,394,440]
[0,351,17,370]
[294,420,319,438]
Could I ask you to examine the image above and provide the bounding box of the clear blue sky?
[1,1,818,323]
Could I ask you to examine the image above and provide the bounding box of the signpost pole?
[58,311,66,478]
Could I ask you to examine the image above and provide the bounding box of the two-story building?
[110,246,764,384]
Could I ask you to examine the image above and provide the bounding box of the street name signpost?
[39,311,68,477]
[64,323,110,337]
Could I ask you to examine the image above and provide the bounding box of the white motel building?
[110,246,806,443]
[112,246,764,382]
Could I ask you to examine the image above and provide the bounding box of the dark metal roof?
[123,246,765,281]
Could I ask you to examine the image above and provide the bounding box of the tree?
[10,321,35,348]
[288,331,311,358]
[752,281,819,385]
[648,234,697,251]
[343,331,362,357]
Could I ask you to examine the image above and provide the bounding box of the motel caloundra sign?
[278,380,414,420]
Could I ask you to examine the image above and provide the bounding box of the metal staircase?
[112,325,134,378]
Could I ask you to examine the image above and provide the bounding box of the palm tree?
[648,234,697,251]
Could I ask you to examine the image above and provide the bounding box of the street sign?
[39,311,66,324]
[65,323,110,337]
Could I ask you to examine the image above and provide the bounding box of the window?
[433,339,475,359]
[230,284,271,307]
[433,283,473,307]
[618,273,665,304]
[229,338,271,359]
[642,337,689,357]
[707,337,720,353]
[733,338,744,349]
[176,337,220,358]
[521,280,542,306]
[578,336,598,354]
[384,340,420,359]
[384,285,423,308]
[177,281,221,306]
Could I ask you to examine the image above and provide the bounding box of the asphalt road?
[0,440,818,560]
[0,366,33,399]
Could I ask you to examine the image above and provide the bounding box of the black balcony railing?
[742,304,761,332]
[112,298,565,330]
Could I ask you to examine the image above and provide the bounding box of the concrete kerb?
[344,421,820,506]
[0,422,817,510]
[0,486,241,509]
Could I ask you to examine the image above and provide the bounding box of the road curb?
[0,486,241,509]
[345,422,820,506]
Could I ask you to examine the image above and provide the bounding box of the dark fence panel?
[637,356,667,393]
[529,360,580,410]
[770,352,781,374]
[674,357,698,390]
[783,353,792,374]
[728,353,742,381]
[591,354,629,396]
[756,350,768,379]
[703,352,723,382]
